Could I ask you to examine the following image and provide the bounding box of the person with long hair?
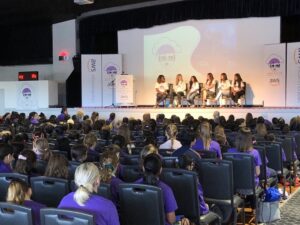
[117,123,134,155]
[155,74,169,107]
[14,150,37,176]
[215,73,231,105]
[0,144,14,173]
[230,73,245,105]
[159,124,182,151]
[33,138,52,161]
[173,74,186,107]
[136,154,177,225]
[44,154,69,179]
[227,127,262,187]
[83,133,99,162]
[187,75,199,107]
[58,163,120,225]
[202,73,217,107]
[100,149,123,208]
[178,154,209,215]
[7,180,45,225]
[192,121,222,159]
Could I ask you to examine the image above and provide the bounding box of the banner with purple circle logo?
[17,83,38,109]
[115,75,134,105]
[263,44,286,107]
[287,42,300,106]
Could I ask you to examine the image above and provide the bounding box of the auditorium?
[0,0,300,225]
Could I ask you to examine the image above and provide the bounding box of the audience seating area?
[0,110,300,225]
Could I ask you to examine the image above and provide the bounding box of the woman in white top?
[230,73,245,104]
[202,73,217,106]
[159,124,182,151]
[173,74,186,107]
[187,75,199,106]
[215,73,231,102]
[155,74,169,107]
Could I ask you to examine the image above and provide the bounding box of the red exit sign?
[18,71,39,81]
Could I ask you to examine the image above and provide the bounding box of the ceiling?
[0,0,156,27]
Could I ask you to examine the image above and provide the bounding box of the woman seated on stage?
[187,75,199,107]
[230,73,245,105]
[202,73,217,107]
[173,74,186,107]
[155,74,169,107]
[215,73,231,104]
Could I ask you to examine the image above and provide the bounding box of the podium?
[115,75,135,106]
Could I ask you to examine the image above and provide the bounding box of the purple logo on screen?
[156,44,176,64]
[87,59,96,72]
[120,80,127,87]
[294,48,300,64]
[105,65,118,75]
[22,88,32,99]
[268,57,281,71]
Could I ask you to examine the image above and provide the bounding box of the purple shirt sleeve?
[210,141,222,159]
[158,181,178,213]
[23,200,46,225]
[0,161,12,173]
[197,182,209,215]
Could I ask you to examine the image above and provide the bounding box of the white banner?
[263,44,286,107]
[81,55,102,107]
[17,82,38,109]
[287,42,300,106]
[101,54,122,106]
[115,75,134,105]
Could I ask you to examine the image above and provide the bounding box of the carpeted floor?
[269,188,300,225]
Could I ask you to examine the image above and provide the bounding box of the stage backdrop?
[118,17,281,105]
[287,42,300,107]
[81,54,122,107]
[263,44,286,107]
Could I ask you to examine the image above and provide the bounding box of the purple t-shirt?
[110,177,123,207]
[23,200,46,225]
[197,183,209,215]
[192,139,222,159]
[135,178,178,225]
[58,192,120,225]
[227,148,262,186]
[0,161,12,173]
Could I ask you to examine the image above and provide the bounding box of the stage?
[7,106,300,123]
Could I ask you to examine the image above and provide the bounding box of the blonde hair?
[74,163,100,206]
[35,138,51,161]
[7,180,29,205]
[199,122,212,150]
[100,150,119,183]
[256,123,267,137]
[83,133,97,148]
[140,144,158,161]
[166,124,178,150]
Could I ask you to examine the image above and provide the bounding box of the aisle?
[270,188,300,225]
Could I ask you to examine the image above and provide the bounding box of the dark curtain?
[281,15,300,43]
[79,0,300,53]
[0,23,52,65]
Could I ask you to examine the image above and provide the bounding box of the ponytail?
[142,154,162,186]
[74,163,100,206]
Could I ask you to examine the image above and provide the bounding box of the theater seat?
[40,208,94,225]
[0,202,33,225]
[119,183,165,225]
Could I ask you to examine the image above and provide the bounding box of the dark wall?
[0,23,52,65]
[281,15,300,43]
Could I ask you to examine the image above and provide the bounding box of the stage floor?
[7,106,300,122]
